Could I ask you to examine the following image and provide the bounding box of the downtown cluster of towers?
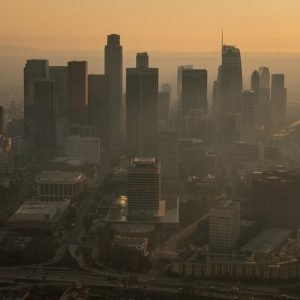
[23,34,287,160]
[213,45,287,144]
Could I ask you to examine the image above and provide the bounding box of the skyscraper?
[105,34,123,143]
[221,45,243,114]
[24,59,49,139]
[240,90,256,143]
[271,74,287,129]
[34,80,56,153]
[251,70,260,104]
[128,157,161,217]
[0,106,4,135]
[181,69,208,115]
[49,66,68,150]
[177,65,193,110]
[68,61,88,125]
[88,74,111,147]
[126,53,158,158]
[217,44,243,141]
[136,52,149,68]
[258,66,272,137]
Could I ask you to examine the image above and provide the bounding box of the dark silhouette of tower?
[217,42,243,141]
[24,59,49,140]
[271,74,287,130]
[105,34,123,144]
[88,74,111,147]
[34,80,56,153]
[49,66,68,151]
[68,61,88,125]
[181,69,208,114]
[126,53,158,158]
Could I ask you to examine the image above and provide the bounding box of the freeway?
[0,267,297,299]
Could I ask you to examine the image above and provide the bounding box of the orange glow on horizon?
[1,0,300,53]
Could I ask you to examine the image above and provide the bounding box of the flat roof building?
[35,170,86,201]
[8,201,69,232]
[209,199,240,250]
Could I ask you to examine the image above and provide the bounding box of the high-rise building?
[128,157,161,216]
[136,52,149,68]
[258,66,272,137]
[251,70,260,104]
[161,83,172,95]
[49,66,68,150]
[0,106,4,135]
[217,45,243,141]
[105,34,123,143]
[177,65,193,110]
[181,69,208,115]
[158,92,170,122]
[271,74,287,130]
[34,80,56,153]
[65,135,101,164]
[126,53,158,158]
[209,199,240,250]
[252,170,300,228]
[221,45,243,114]
[88,74,111,147]
[258,66,270,104]
[24,59,49,139]
[68,61,88,125]
[158,130,178,179]
[240,90,256,143]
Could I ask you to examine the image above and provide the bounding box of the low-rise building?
[8,201,69,232]
[35,170,86,201]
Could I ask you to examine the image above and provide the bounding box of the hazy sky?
[1,0,300,52]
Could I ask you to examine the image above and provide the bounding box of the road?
[0,267,297,299]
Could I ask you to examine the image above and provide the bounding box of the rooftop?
[242,228,292,255]
[35,170,86,184]
[10,201,69,223]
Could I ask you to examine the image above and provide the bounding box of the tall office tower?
[126,53,158,158]
[161,83,172,95]
[240,91,256,143]
[67,61,88,125]
[251,70,260,104]
[49,67,68,151]
[0,106,4,135]
[136,52,149,68]
[252,170,300,228]
[34,80,56,153]
[158,92,170,122]
[177,65,193,110]
[181,69,208,115]
[258,66,272,137]
[105,34,123,143]
[158,130,178,179]
[258,66,270,103]
[24,59,49,139]
[271,74,287,130]
[127,157,161,217]
[209,199,240,250]
[88,74,111,147]
[218,45,243,141]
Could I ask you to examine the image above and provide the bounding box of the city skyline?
[2,0,300,53]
